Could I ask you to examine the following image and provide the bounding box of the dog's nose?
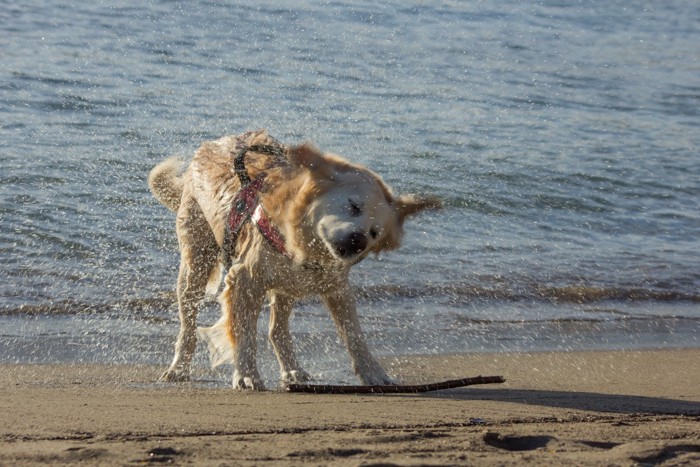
[335,232,368,258]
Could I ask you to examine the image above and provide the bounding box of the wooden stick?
[286,375,505,394]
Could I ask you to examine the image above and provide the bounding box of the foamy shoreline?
[2,349,698,465]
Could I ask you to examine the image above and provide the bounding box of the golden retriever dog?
[148,129,441,389]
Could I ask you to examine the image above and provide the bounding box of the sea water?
[1,1,698,383]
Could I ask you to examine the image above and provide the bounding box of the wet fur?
[149,130,441,389]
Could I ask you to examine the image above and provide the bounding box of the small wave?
[532,285,700,304]
[453,312,699,326]
[0,295,175,318]
[222,66,269,77]
[11,71,91,88]
[357,283,700,305]
[41,94,95,112]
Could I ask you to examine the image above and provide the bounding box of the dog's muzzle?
[334,232,368,259]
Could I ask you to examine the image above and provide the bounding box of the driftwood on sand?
[286,375,506,394]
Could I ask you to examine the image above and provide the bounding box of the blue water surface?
[1,1,698,373]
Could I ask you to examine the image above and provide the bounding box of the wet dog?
[148,130,441,389]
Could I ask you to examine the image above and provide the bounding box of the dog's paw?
[159,367,190,382]
[281,369,311,384]
[232,371,265,390]
[361,373,396,386]
[357,363,395,386]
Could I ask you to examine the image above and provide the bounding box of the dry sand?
[1,349,699,466]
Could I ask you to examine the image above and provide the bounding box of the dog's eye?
[369,227,379,239]
[348,199,362,217]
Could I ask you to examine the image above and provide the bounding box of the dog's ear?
[289,143,326,170]
[395,195,443,223]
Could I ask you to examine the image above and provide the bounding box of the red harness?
[223,146,293,267]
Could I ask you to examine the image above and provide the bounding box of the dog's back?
[149,129,293,247]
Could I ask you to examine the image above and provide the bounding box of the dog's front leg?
[323,286,394,385]
[269,293,311,384]
[220,263,267,390]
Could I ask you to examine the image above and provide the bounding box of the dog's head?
[279,143,442,267]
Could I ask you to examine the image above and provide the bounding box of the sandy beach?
[1,348,698,466]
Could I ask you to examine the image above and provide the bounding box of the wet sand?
[1,349,699,466]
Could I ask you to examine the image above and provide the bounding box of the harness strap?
[252,205,293,260]
[222,177,264,269]
[222,142,292,268]
[233,145,253,185]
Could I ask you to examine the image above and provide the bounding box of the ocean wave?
[356,283,700,305]
[3,280,699,318]
[3,282,698,319]
[0,295,175,318]
[452,315,699,326]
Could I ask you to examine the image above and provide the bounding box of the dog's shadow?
[419,387,700,416]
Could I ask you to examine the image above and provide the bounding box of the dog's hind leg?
[269,293,311,384]
[323,286,395,386]
[161,198,219,382]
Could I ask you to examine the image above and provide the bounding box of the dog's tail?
[197,316,234,368]
[148,157,184,212]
